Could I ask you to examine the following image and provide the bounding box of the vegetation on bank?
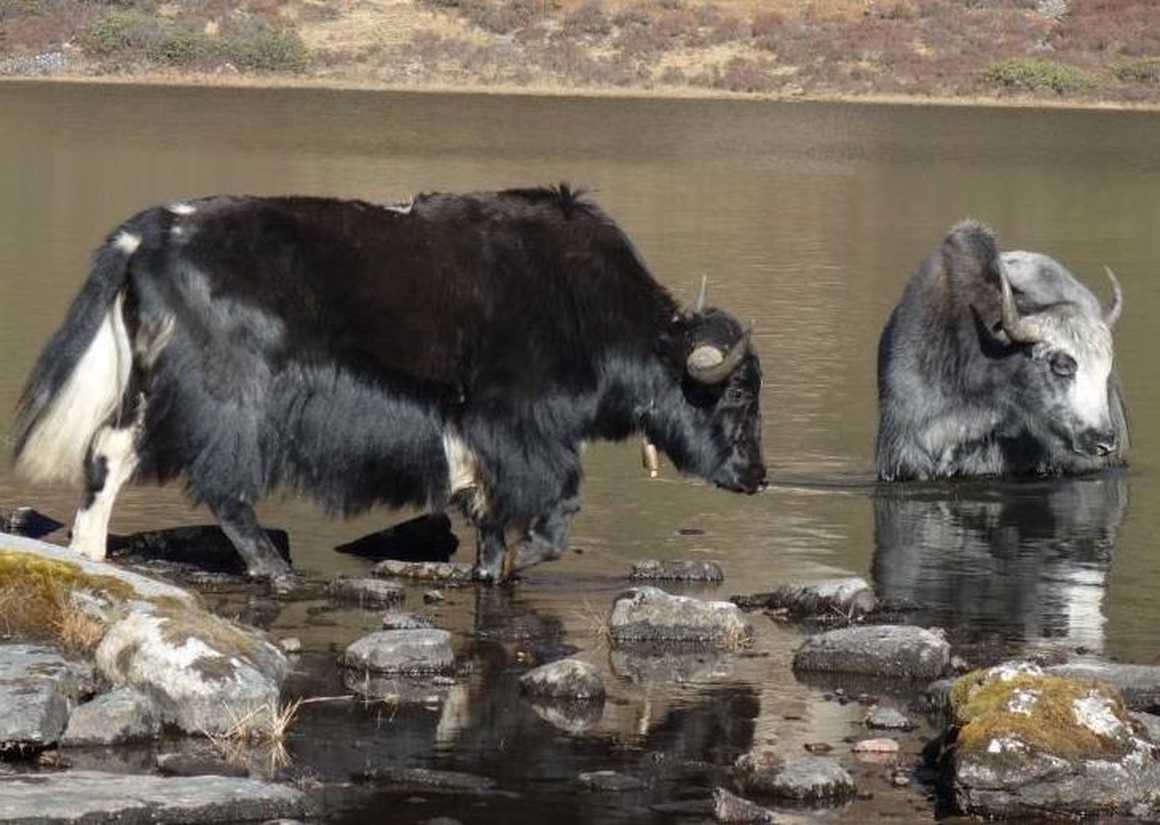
[1,0,1158,105]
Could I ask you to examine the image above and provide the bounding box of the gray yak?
[876,220,1127,481]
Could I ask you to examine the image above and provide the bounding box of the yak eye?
[1050,353,1077,378]
[725,386,747,403]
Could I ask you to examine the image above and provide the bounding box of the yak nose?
[1081,429,1117,457]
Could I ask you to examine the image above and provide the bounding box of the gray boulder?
[793,625,949,680]
[0,770,304,822]
[96,603,289,735]
[341,629,454,674]
[732,577,876,618]
[520,659,605,701]
[629,560,725,582]
[328,577,405,608]
[1048,660,1160,712]
[734,751,856,803]
[61,687,161,746]
[371,560,474,584]
[866,706,914,731]
[608,587,752,646]
[0,644,92,752]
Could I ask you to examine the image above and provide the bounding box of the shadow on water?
[871,471,1128,660]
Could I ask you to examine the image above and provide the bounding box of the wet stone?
[279,637,302,653]
[1048,660,1160,712]
[629,559,725,582]
[423,589,445,604]
[355,767,497,792]
[519,658,605,701]
[793,625,950,680]
[0,644,93,752]
[382,611,435,630]
[0,769,304,822]
[852,738,899,754]
[107,524,291,575]
[713,787,778,823]
[608,586,752,646]
[734,751,856,803]
[341,629,454,674]
[328,576,406,608]
[156,751,250,778]
[528,699,604,734]
[865,706,914,731]
[578,770,646,792]
[1130,711,1160,742]
[0,506,63,539]
[371,559,474,584]
[61,687,161,746]
[732,577,876,618]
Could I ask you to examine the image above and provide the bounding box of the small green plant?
[984,58,1092,94]
[1114,57,1160,83]
[219,23,310,72]
[79,9,163,57]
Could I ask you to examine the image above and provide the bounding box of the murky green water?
[1,81,1159,822]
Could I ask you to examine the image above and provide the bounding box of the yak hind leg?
[70,423,140,561]
[209,497,292,581]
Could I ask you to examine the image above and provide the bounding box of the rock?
[372,559,474,585]
[629,560,725,582]
[0,506,64,539]
[334,512,459,562]
[355,767,497,792]
[713,786,778,823]
[423,589,445,604]
[279,637,302,653]
[341,629,454,674]
[381,611,435,630]
[852,738,899,753]
[519,659,605,701]
[527,698,604,734]
[792,625,949,680]
[328,576,405,608]
[61,687,161,746]
[948,664,1160,818]
[608,587,752,647]
[609,647,731,685]
[157,751,250,778]
[108,524,291,575]
[925,678,954,712]
[803,742,832,754]
[732,577,876,618]
[734,751,856,803]
[0,644,93,752]
[578,770,646,791]
[96,602,289,735]
[865,706,913,730]
[1130,711,1160,742]
[1048,660,1160,712]
[0,770,304,821]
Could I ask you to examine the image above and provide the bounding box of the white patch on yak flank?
[167,202,196,215]
[71,420,140,561]
[16,293,132,486]
[114,231,141,255]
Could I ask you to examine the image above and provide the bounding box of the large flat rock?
[608,586,752,646]
[0,645,92,751]
[732,577,877,618]
[793,625,950,680]
[341,629,454,674]
[0,770,305,823]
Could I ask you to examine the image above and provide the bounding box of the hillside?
[2,0,1159,105]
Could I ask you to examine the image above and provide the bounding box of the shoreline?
[6,71,1160,114]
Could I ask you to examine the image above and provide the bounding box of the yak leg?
[70,424,139,561]
[511,470,581,573]
[473,523,508,583]
[209,498,292,580]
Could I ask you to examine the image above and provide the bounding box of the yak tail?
[10,227,144,486]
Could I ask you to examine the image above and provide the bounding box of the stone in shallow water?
[734,751,856,803]
[328,576,405,608]
[371,560,474,584]
[732,577,877,618]
[608,587,752,646]
[713,786,778,823]
[107,524,291,575]
[578,770,645,791]
[381,611,435,631]
[61,687,161,746]
[1048,660,1160,712]
[519,658,605,701]
[341,629,454,674]
[629,559,725,582]
[0,644,93,752]
[792,625,950,680]
[0,506,64,539]
[355,767,497,792]
[865,706,913,731]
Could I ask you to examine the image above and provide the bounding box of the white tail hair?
[15,293,132,486]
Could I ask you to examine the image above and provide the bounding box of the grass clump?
[984,58,1093,94]
[1114,57,1160,84]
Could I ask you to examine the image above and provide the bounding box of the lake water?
[1,80,1159,822]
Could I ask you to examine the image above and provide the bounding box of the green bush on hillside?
[1114,58,1160,84]
[984,58,1092,94]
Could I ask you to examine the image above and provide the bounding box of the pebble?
[866,707,914,731]
[853,738,900,754]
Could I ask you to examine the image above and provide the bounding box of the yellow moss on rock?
[952,670,1132,760]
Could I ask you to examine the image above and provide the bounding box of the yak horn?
[641,438,659,478]
[998,257,1045,344]
[692,275,708,314]
[1103,266,1122,329]
[687,332,749,385]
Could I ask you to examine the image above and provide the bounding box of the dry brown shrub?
[562,0,611,37]
[751,10,784,37]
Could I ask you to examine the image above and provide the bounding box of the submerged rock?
[0,770,304,822]
[0,644,92,752]
[61,687,161,746]
[96,603,289,735]
[0,506,64,539]
[733,751,856,803]
[608,587,752,647]
[519,658,605,701]
[328,576,405,608]
[371,560,474,585]
[793,625,949,680]
[334,512,459,562]
[355,766,497,792]
[108,524,291,575]
[713,786,779,823]
[1048,660,1160,712]
[947,663,1160,818]
[528,698,604,734]
[341,629,454,674]
[629,560,725,582]
[732,577,876,618]
[609,647,732,685]
[578,770,646,791]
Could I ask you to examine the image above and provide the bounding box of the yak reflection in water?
[872,472,1128,654]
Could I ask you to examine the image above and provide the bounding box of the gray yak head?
[993,247,1123,460]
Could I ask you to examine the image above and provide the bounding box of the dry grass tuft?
[572,599,612,650]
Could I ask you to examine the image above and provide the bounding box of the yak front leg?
[512,470,581,574]
[209,497,292,580]
[473,523,508,583]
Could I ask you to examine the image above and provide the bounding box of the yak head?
[995,254,1122,460]
[650,280,766,494]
